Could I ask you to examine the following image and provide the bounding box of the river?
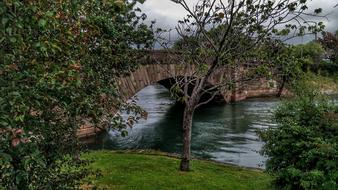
[85,84,337,169]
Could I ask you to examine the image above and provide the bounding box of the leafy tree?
[319,30,338,64]
[272,43,303,96]
[272,41,326,96]
[260,80,337,190]
[0,0,153,189]
[293,42,325,65]
[166,0,324,171]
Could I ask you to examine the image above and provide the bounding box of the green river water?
[86,84,337,168]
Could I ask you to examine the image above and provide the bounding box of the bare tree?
[155,0,324,171]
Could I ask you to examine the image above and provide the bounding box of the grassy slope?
[82,151,274,190]
[304,73,338,94]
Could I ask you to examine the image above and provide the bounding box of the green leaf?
[0,152,13,162]
[314,8,322,14]
[1,17,9,25]
[9,37,16,43]
[45,11,54,17]
[0,121,9,126]
[38,19,47,28]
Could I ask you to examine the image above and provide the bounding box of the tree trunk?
[180,104,194,171]
[277,76,286,97]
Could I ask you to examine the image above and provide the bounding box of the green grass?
[304,73,338,93]
[82,150,275,190]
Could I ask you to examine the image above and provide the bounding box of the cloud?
[139,0,338,44]
[307,0,338,32]
[289,0,338,43]
[139,0,196,29]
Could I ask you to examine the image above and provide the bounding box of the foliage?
[319,30,338,64]
[82,150,275,190]
[0,0,153,189]
[274,43,320,82]
[292,42,325,65]
[260,81,338,190]
[274,42,324,76]
[302,72,338,93]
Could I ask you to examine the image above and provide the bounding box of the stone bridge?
[117,51,281,102]
[78,50,283,138]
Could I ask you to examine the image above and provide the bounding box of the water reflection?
[191,98,278,168]
[86,85,280,168]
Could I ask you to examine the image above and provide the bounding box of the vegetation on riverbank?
[304,73,338,94]
[260,81,338,190]
[81,151,274,190]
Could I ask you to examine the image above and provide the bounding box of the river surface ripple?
[86,85,338,169]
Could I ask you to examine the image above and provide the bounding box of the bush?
[260,85,338,190]
[0,130,90,189]
[0,0,153,189]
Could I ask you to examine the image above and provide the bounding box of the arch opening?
[157,77,225,105]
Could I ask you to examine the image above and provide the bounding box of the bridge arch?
[117,64,227,103]
[78,51,283,138]
[118,64,195,101]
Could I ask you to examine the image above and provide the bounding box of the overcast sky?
[139,0,338,44]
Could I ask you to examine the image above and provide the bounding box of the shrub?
[0,0,153,189]
[260,85,338,190]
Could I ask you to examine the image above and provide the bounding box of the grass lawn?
[82,150,275,190]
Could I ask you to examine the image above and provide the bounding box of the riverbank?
[305,73,338,94]
[81,150,274,190]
